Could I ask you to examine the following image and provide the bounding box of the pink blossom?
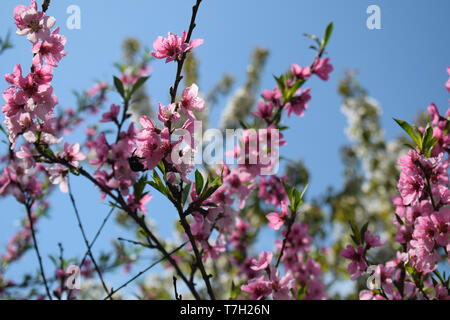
[100,104,120,123]
[372,264,395,294]
[203,237,226,262]
[258,175,287,206]
[252,101,274,121]
[435,284,450,300]
[47,164,68,193]
[127,193,152,213]
[229,218,250,252]
[32,59,53,84]
[428,103,441,126]
[86,82,108,97]
[179,84,205,118]
[120,65,152,86]
[278,222,312,256]
[285,87,311,118]
[364,230,385,248]
[60,142,86,167]
[5,64,58,119]
[270,268,295,300]
[446,66,450,93]
[251,251,274,271]
[158,103,180,123]
[89,132,109,167]
[312,57,333,81]
[135,116,164,171]
[241,276,272,300]
[413,208,449,253]
[165,172,176,184]
[14,0,55,43]
[16,145,35,169]
[340,245,367,280]
[291,64,311,79]
[32,27,67,67]
[224,169,254,209]
[151,31,204,63]
[398,167,424,206]
[266,203,289,230]
[261,87,282,106]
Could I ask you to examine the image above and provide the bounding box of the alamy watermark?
[66,5,81,30]
[170,121,280,176]
[366,5,381,30]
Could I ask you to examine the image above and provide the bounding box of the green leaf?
[403,143,416,150]
[297,282,309,300]
[303,33,321,47]
[422,125,433,147]
[349,221,360,245]
[292,188,301,212]
[300,183,309,200]
[422,125,437,157]
[280,180,293,206]
[229,281,239,300]
[181,183,191,206]
[394,213,405,226]
[195,170,204,195]
[147,170,167,196]
[199,185,220,204]
[322,22,334,48]
[127,76,150,100]
[239,120,249,129]
[360,222,369,245]
[285,79,305,101]
[394,118,421,149]
[157,161,166,175]
[134,174,148,199]
[114,76,126,99]
[273,74,286,97]
[147,181,166,196]
[0,123,7,137]
[108,201,119,208]
[351,235,359,246]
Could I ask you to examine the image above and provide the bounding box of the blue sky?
[0,0,449,297]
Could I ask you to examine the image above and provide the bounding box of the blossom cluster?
[341,68,450,300]
[253,57,333,122]
[4,0,447,302]
[3,0,66,147]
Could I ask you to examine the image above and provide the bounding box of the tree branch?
[67,177,111,299]
[103,242,187,300]
[24,200,52,300]
[169,0,202,103]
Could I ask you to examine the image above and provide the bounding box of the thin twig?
[79,206,115,267]
[173,276,182,300]
[118,237,152,249]
[115,99,129,143]
[57,242,64,300]
[67,177,111,299]
[169,0,202,103]
[42,0,51,13]
[178,212,216,300]
[103,242,187,300]
[275,214,295,268]
[24,200,52,300]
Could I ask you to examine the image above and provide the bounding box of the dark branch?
[67,178,111,299]
[104,242,187,300]
[24,200,52,300]
[42,0,51,13]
